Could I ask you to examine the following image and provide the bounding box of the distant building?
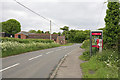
[0,32,14,37]
[56,36,66,44]
[15,31,66,44]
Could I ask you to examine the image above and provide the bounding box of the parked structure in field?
[15,31,66,44]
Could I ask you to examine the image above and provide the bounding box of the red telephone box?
[90,30,103,56]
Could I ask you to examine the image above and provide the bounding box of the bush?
[0,37,54,43]
[80,49,119,78]
[1,41,60,57]
[81,39,90,49]
[96,50,119,68]
[79,50,90,61]
[80,39,119,78]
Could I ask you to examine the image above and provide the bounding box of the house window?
[18,35,21,38]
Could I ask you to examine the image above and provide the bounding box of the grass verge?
[80,49,118,78]
[61,43,74,46]
[79,39,119,78]
[1,41,60,57]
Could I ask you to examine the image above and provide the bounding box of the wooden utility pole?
[50,20,52,40]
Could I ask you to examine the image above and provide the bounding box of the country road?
[1,44,82,78]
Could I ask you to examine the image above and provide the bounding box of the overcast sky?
[0,0,107,33]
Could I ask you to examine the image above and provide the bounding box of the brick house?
[15,31,66,44]
[14,31,29,39]
[56,36,66,44]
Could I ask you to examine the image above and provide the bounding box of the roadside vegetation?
[80,40,119,78]
[0,37,74,57]
[0,37,54,43]
[61,43,73,46]
[79,1,119,79]
[0,38,60,57]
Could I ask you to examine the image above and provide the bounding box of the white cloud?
[0,0,107,33]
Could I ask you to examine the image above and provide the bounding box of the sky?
[0,0,108,33]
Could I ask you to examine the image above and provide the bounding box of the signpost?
[90,30,103,56]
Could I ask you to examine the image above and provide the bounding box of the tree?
[98,28,105,30]
[29,30,36,33]
[42,31,44,33]
[74,31,86,43]
[45,31,50,34]
[36,30,42,33]
[104,1,120,48]
[60,26,69,40]
[2,19,21,34]
[58,32,61,36]
[60,26,69,31]
[53,32,57,34]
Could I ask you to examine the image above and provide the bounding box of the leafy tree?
[58,32,61,36]
[74,31,86,43]
[68,29,77,42]
[60,26,69,31]
[1,19,21,34]
[98,28,105,30]
[60,26,69,40]
[36,30,42,33]
[45,31,50,34]
[29,30,36,33]
[53,32,57,34]
[42,31,44,33]
[104,1,120,48]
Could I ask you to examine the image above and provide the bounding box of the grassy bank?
[0,37,54,43]
[61,43,73,46]
[0,38,60,57]
[0,38,74,57]
[79,39,119,78]
[1,41,60,57]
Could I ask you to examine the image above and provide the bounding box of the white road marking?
[0,63,20,72]
[29,55,42,61]
[46,51,53,54]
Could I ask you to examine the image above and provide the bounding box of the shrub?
[1,41,60,57]
[0,37,54,43]
[81,39,90,49]
[80,49,119,78]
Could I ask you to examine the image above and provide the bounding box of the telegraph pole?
[50,20,52,40]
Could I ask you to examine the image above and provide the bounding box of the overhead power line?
[14,0,51,22]
[13,0,62,39]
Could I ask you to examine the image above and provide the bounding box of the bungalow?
[15,31,66,44]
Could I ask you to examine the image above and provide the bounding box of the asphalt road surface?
[1,44,81,78]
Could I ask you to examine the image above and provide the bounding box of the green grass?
[1,41,60,57]
[81,39,90,49]
[0,37,54,43]
[61,43,74,46]
[0,38,74,57]
[80,39,119,78]
[80,49,119,78]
